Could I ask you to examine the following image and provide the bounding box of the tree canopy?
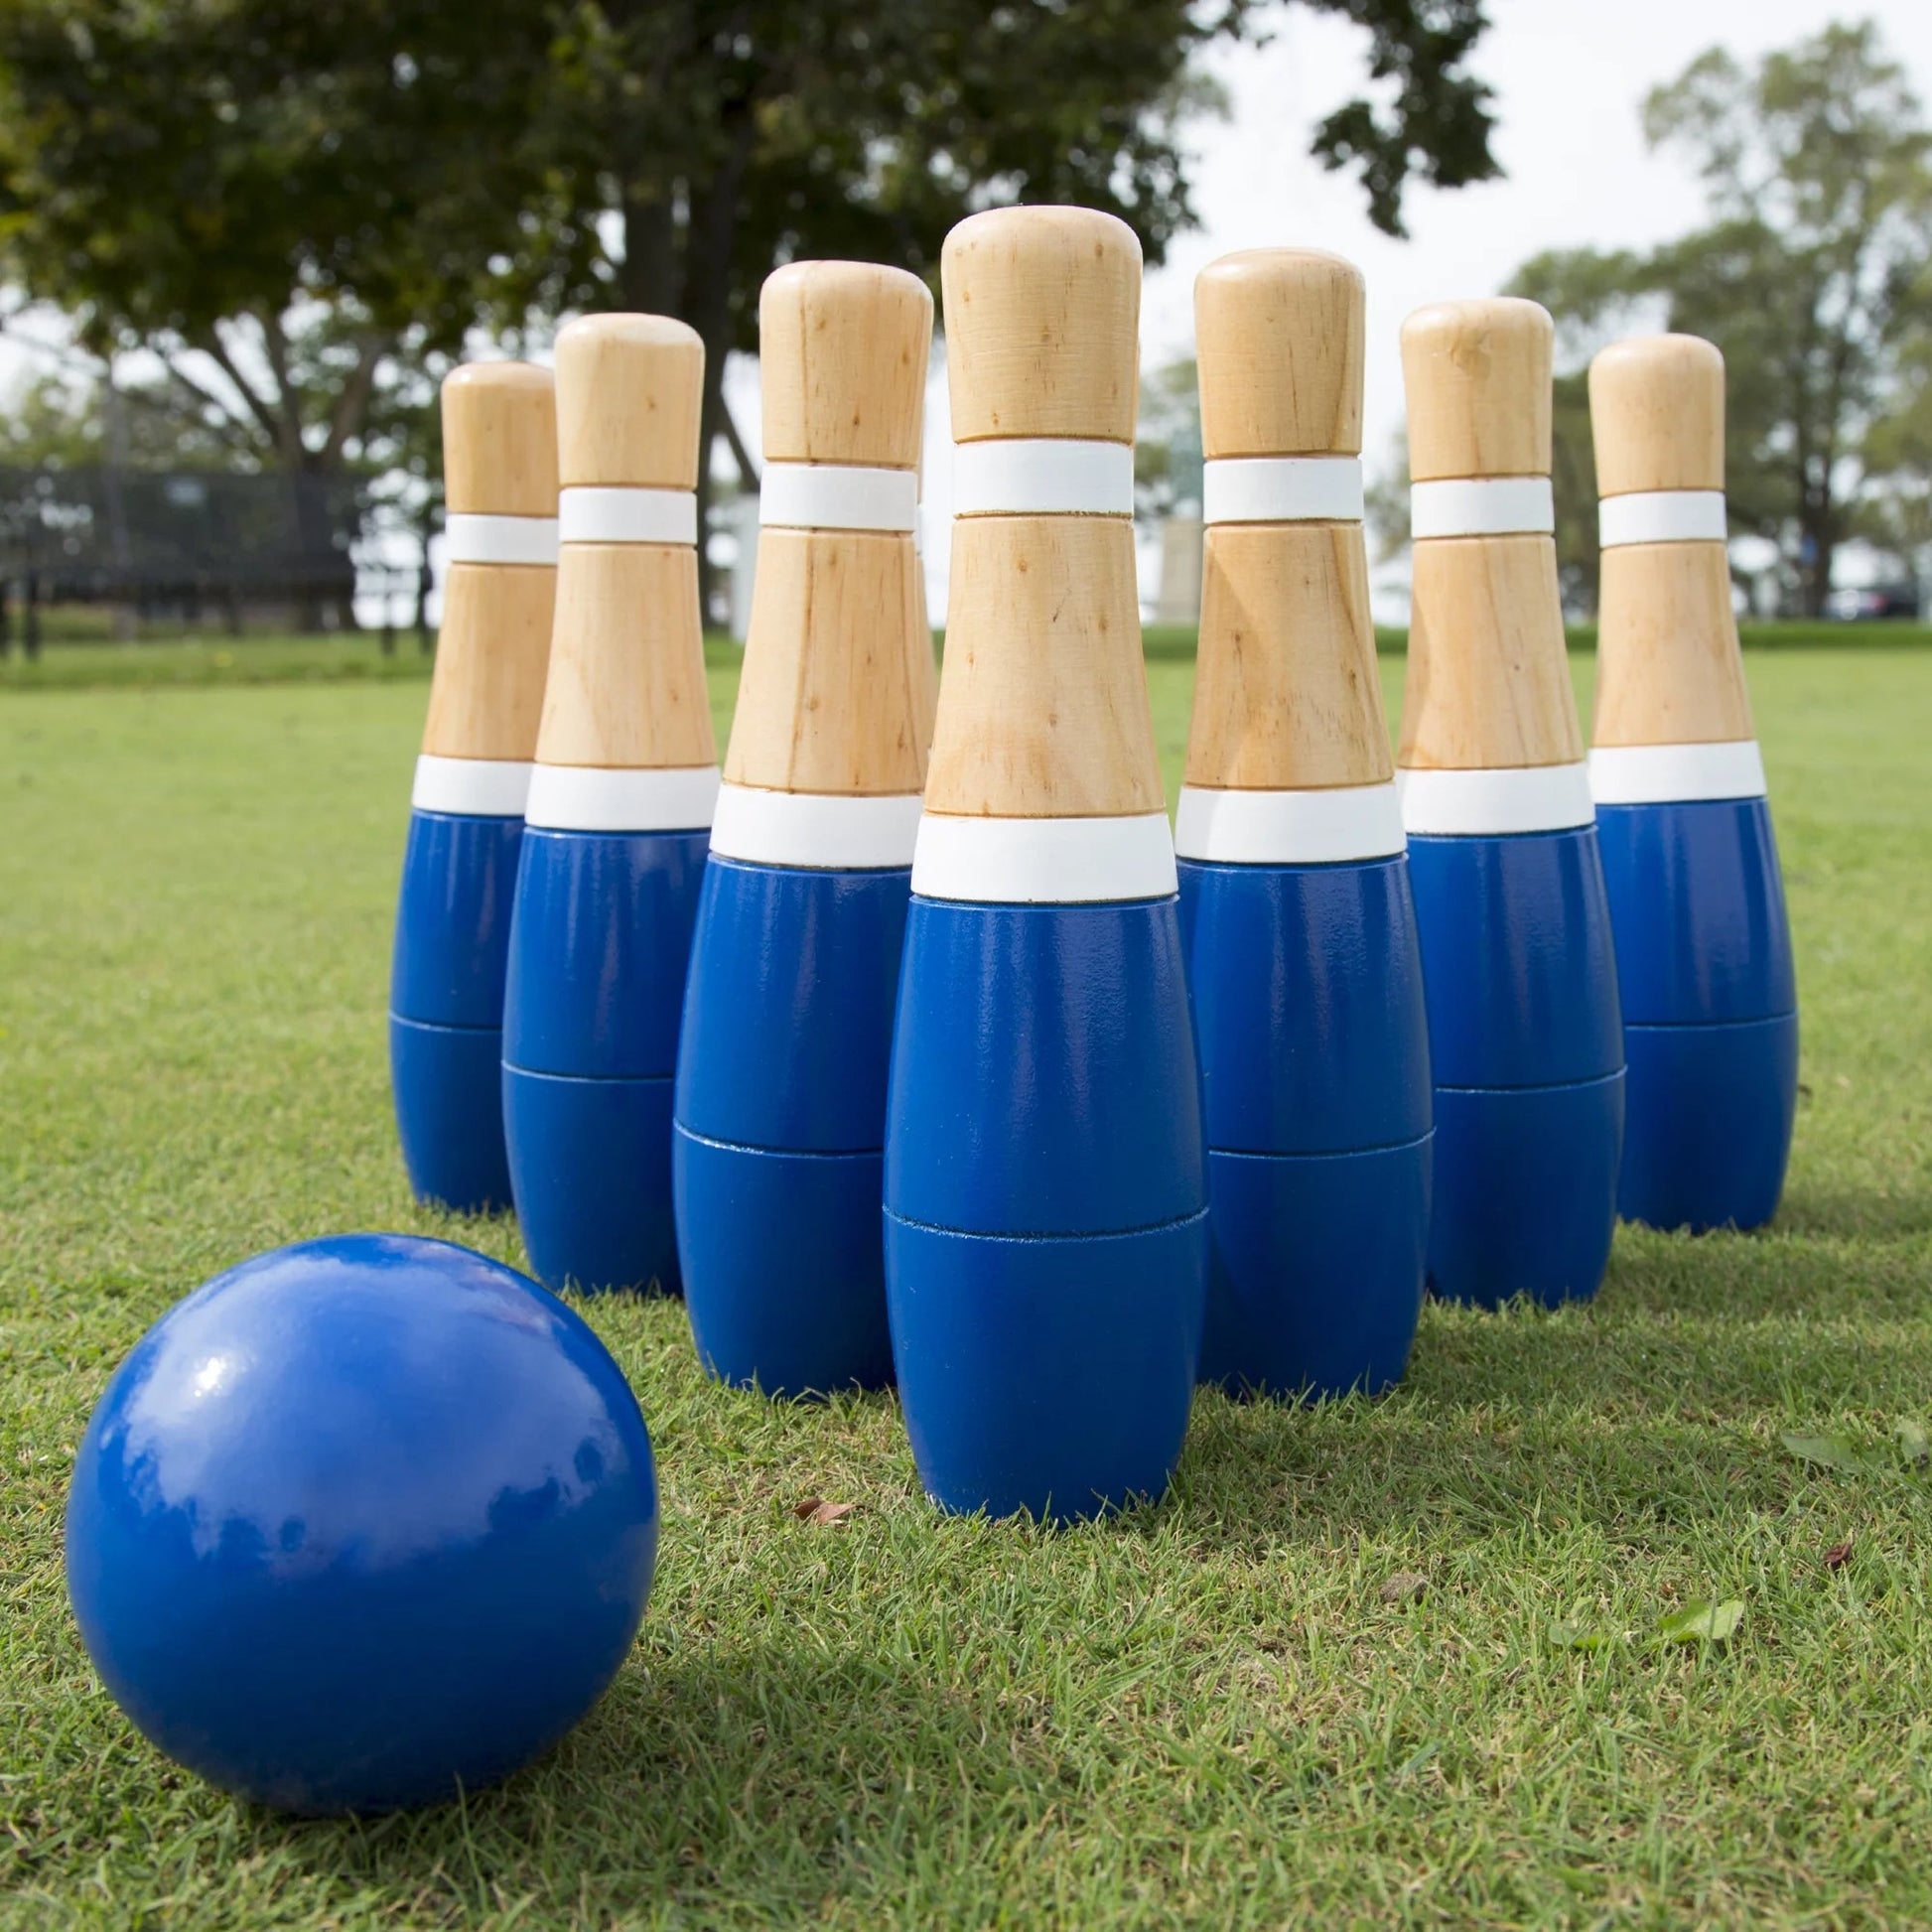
[0,0,555,484]
[0,0,1501,607]
[1508,22,1932,617]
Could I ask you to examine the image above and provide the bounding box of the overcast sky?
[903,0,1932,617]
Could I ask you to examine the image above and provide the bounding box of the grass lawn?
[3,644,1929,1928]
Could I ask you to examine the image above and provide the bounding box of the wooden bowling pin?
[1398,298,1624,1308]
[389,361,558,1214]
[1176,249,1432,1396]
[884,207,1207,1522]
[674,260,934,1394]
[1588,335,1797,1230]
[500,315,718,1294]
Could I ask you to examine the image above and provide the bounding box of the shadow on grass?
[1156,1256,1932,1555]
[1769,1185,1932,1240]
[250,1639,1034,1923]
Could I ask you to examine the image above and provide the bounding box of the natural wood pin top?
[925,515,1162,819]
[1194,249,1364,460]
[536,544,715,770]
[1399,535,1584,770]
[1589,334,1725,497]
[760,261,932,469]
[727,531,930,794]
[941,206,1141,445]
[728,259,935,796]
[554,313,704,490]
[441,362,558,518]
[1186,524,1392,790]
[421,564,556,762]
[1594,544,1754,746]
[1401,298,1553,482]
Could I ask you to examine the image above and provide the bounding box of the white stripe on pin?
[951,439,1135,517]
[410,755,534,817]
[1397,761,1594,836]
[443,514,560,568]
[1173,780,1405,865]
[1202,457,1364,527]
[523,762,720,832]
[1410,477,1555,540]
[1588,740,1766,804]
[707,784,924,870]
[912,810,1177,904]
[759,463,918,533]
[558,485,699,547]
[1597,489,1728,549]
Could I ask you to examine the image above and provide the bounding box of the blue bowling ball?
[65,1234,659,1816]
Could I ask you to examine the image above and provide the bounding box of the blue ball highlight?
[65,1235,658,1817]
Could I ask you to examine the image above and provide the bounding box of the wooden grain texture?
[941,207,1141,445]
[421,562,556,760]
[1401,299,1553,481]
[926,515,1162,817]
[441,362,558,517]
[908,423,938,759]
[1400,535,1583,769]
[534,545,715,769]
[1594,541,1755,745]
[1194,249,1363,460]
[725,530,930,793]
[760,261,931,468]
[1186,523,1391,790]
[1589,333,1725,496]
[555,314,704,489]
[906,572,938,770]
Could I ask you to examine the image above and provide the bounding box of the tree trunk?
[1799,483,1836,619]
[619,191,682,314]
[415,521,434,652]
[679,125,755,625]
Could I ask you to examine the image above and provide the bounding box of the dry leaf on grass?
[792,1497,858,1526]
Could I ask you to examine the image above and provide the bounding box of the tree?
[1135,358,1203,525]
[524,0,1498,604]
[1507,22,1932,617]
[1,0,1501,617]
[0,362,240,472]
[0,0,561,620]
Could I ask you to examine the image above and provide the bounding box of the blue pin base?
[501,825,709,1300]
[1406,827,1625,1310]
[1199,1136,1432,1400]
[674,859,909,1397]
[674,1126,892,1396]
[1619,1014,1799,1233]
[501,1066,680,1297]
[389,808,526,1216]
[885,895,1207,1521]
[388,1016,512,1216]
[1429,1071,1625,1309]
[1594,796,1797,1234]
[884,1206,1208,1524]
[1176,854,1434,1399]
